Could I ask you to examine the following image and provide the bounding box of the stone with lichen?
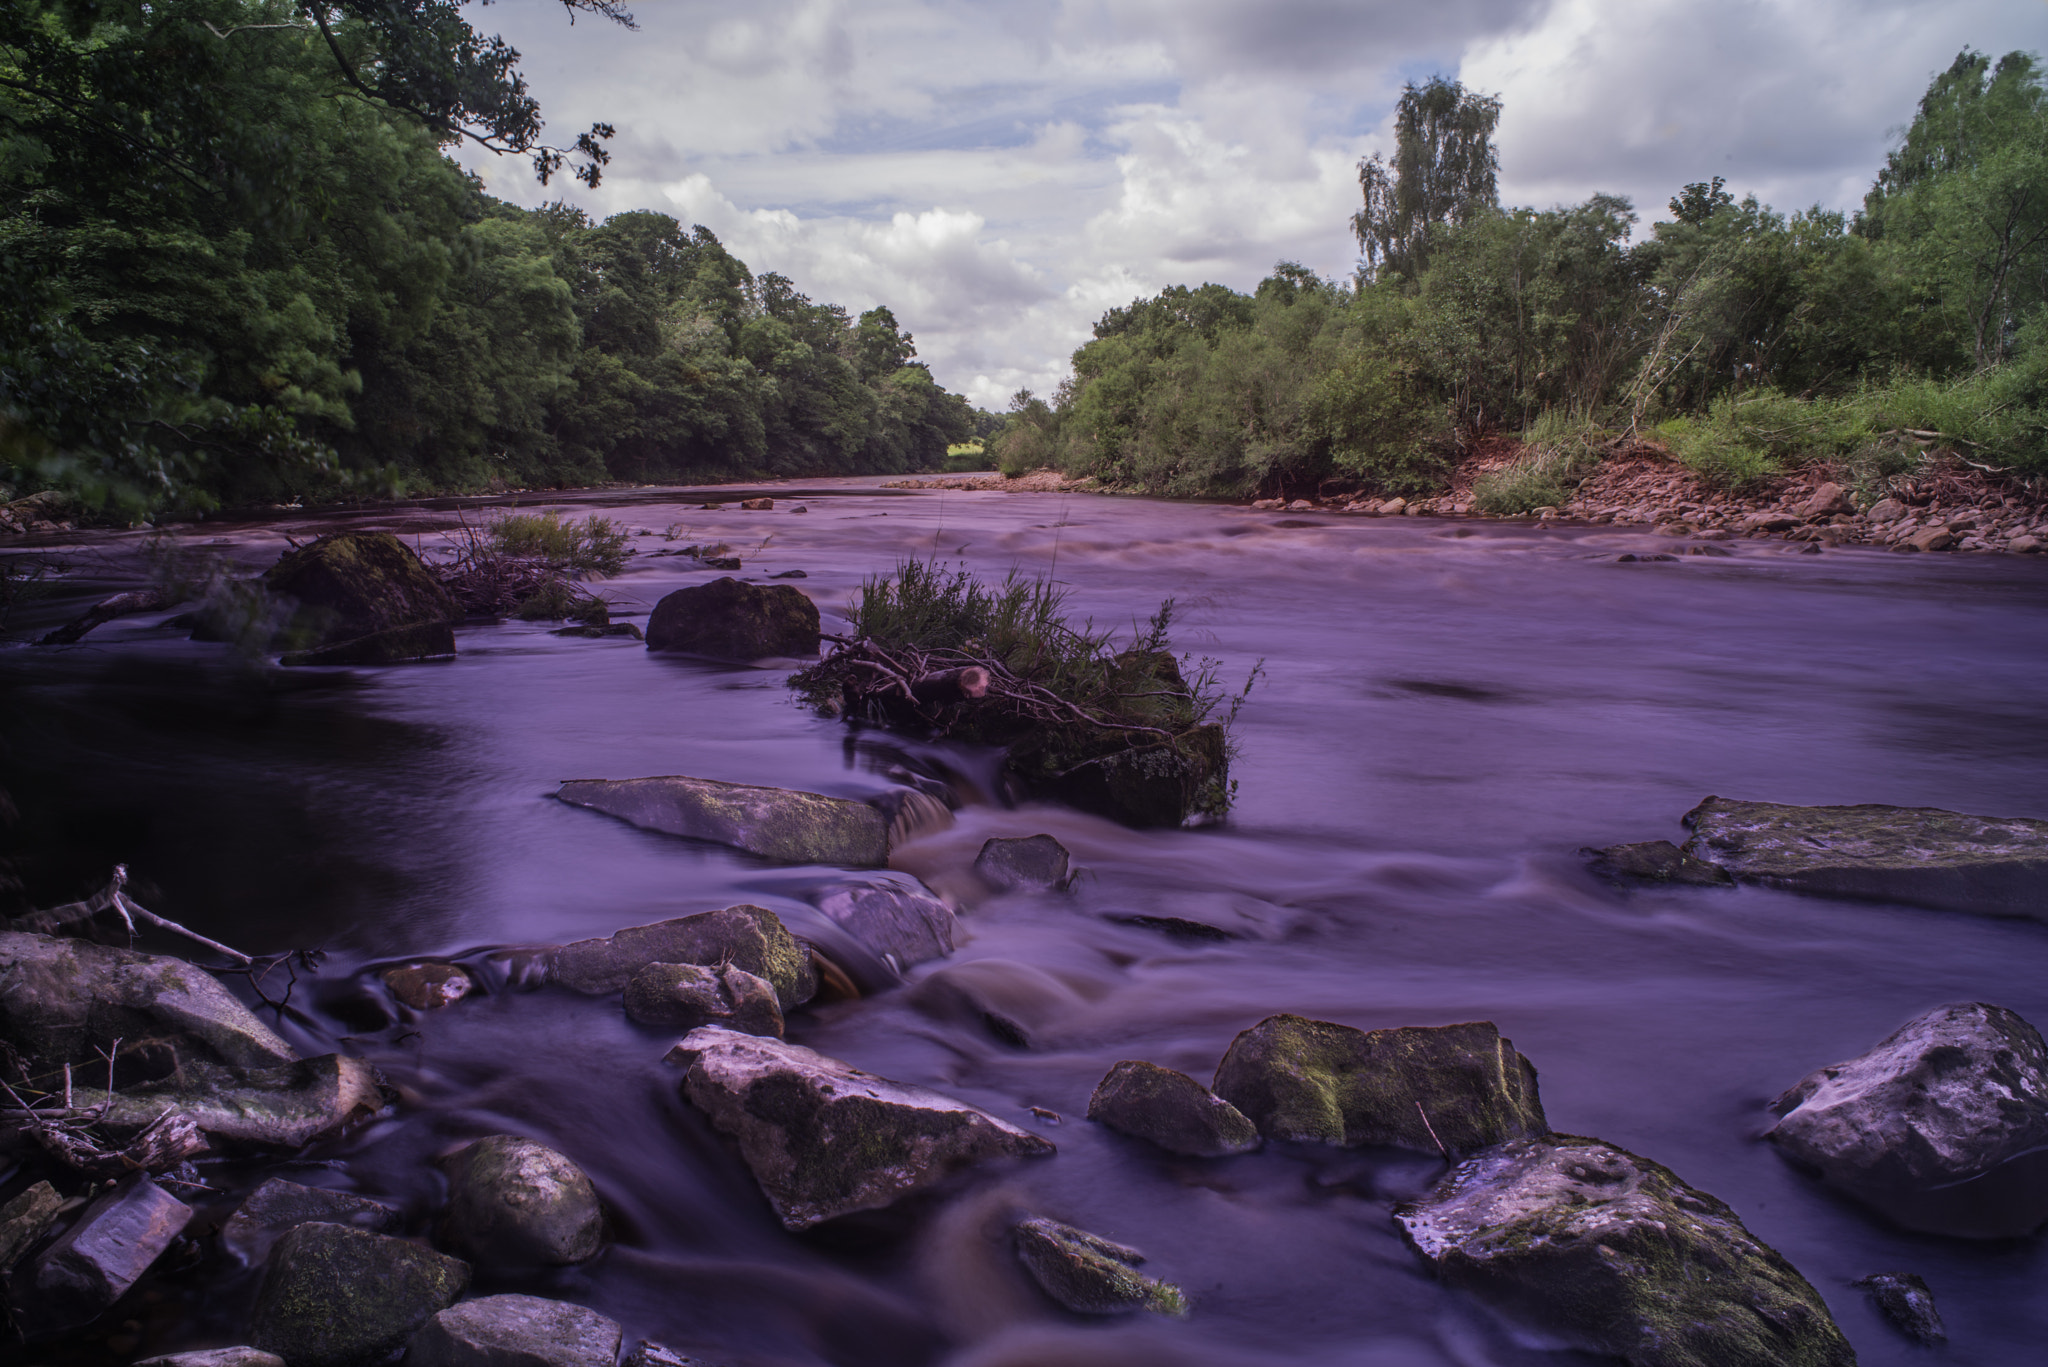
[441,1135,605,1266]
[1012,1217,1187,1316]
[249,1223,468,1367]
[624,962,783,1036]
[556,776,889,867]
[1087,1060,1259,1157]
[550,903,818,1009]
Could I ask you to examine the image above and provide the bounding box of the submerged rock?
[17,1174,193,1337]
[1766,1001,2048,1237]
[0,930,297,1072]
[1682,796,2048,917]
[1012,1217,1188,1317]
[813,877,958,975]
[624,962,784,1036]
[1210,1015,1546,1156]
[221,1178,400,1266]
[0,1179,62,1273]
[1584,840,1733,887]
[136,1350,287,1367]
[1086,1060,1260,1157]
[974,835,1072,892]
[644,577,818,659]
[442,1135,606,1267]
[407,1294,623,1367]
[622,1342,726,1367]
[908,959,1091,1049]
[556,775,889,867]
[668,1025,1055,1229]
[1397,1135,1853,1367]
[1855,1272,1945,1345]
[264,531,457,666]
[383,962,474,1010]
[552,904,817,1009]
[249,1222,469,1367]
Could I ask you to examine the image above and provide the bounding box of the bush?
[484,510,631,575]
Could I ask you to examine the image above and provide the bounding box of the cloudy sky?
[461,0,2047,411]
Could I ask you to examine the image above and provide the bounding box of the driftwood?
[38,588,170,645]
[0,1041,209,1176]
[909,666,989,705]
[14,864,252,966]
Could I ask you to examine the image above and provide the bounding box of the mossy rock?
[551,904,817,1010]
[1397,1135,1854,1367]
[1012,1217,1187,1316]
[624,962,784,1036]
[555,775,889,868]
[441,1135,605,1267]
[1211,1015,1546,1156]
[248,1222,469,1367]
[263,531,456,665]
[645,576,819,659]
[1087,1060,1259,1157]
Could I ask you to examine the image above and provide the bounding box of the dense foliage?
[0,0,976,514]
[1008,54,2048,500]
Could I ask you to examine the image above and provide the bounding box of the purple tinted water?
[4,481,2048,1365]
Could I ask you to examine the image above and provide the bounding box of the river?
[4,480,2047,1365]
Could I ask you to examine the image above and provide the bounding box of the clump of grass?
[514,579,610,625]
[794,560,1261,822]
[1475,413,1608,513]
[485,510,630,575]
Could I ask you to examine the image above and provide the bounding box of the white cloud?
[458,0,2048,407]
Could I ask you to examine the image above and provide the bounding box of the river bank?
[4,483,2048,1366]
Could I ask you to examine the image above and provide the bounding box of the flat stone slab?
[1398,1135,1853,1367]
[1683,796,2048,917]
[408,1293,623,1367]
[221,1179,400,1266]
[669,1025,1055,1229]
[556,776,889,867]
[19,1175,193,1337]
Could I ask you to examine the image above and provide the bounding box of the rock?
[1741,512,1799,533]
[1800,482,1855,518]
[1397,1135,1852,1367]
[552,622,644,640]
[555,775,889,867]
[441,1135,605,1267]
[1012,1217,1187,1317]
[1024,719,1228,830]
[973,835,1072,892]
[644,577,818,659]
[1583,840,1733,887]
[1866,497,1907,522]
[624,962,783,1036]
[622,1344,727,1367]
[1854,1272,1945,1345]
[813,877,958,974]
[383,962,473,1010]
[0,930,297,1073]
[2011,533,2043,553]
[700,556,741,570]
[1250,499,1284,510]
[407,1294,623,1367]
[739,497,774,511]
[1107,914,1236,941]
[1766,1002,2048,1237]
[1211,1015,1545,1156]
[1286,499,1313,512]
[220,1179,400,1266]
[1652,521,1694,536]
[249,1222,469,1367]
[1086,1060,1260,1157]
[1681,795,2048,918]
[76,1052,384,1149]
[0,1179,62,1273]
[17,1175,193,1337]
[1897,526,1953,552]
[908,959,1089,1048]
[552,904,817,1009]
[1378,497,1407,515]
[136,1351,287,1367]
[668,1025,1055,1229]
[767,568,808,578]
[264,531,457,666]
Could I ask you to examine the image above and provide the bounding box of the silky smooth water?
[5,481,2047,1366]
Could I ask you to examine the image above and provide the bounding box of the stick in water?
[1415,1101,1450,1161]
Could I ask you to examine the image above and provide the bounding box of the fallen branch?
[0,1039,208,1176]
[14,865,253,966]
[37,588,170,645]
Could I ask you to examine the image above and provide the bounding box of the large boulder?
[221,1178,400,1266]
[668,1025,1055,1229]
[1211,1015,1546,1157]
[1397,1135,1853,1367]
[1682,796,2048,918]
[551,905,817,1009]
[556,776,889,867]
[0,930,296,1073]
[1012,1217,1187,1317]
[812,877,958,975]
[1087,1060,1260,1157]
[407,1294,623,1367]
[645,577,818,659]
[1765,1001,2048,1237]
[248,1222,469,1367]
[16,1174,193,1337]
[263,531,457,666]
[441,1135,606,1267]
[624,962,784,1036]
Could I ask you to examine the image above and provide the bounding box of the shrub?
[484,511,630,576]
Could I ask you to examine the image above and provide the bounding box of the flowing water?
[5,482,2048,1366]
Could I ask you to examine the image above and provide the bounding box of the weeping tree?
[1353,76,1503,282]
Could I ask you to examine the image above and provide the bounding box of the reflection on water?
[4,481,2048,1365]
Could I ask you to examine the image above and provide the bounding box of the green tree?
[1352,76,1503,281]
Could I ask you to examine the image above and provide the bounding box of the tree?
[1352,76,1502,281]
